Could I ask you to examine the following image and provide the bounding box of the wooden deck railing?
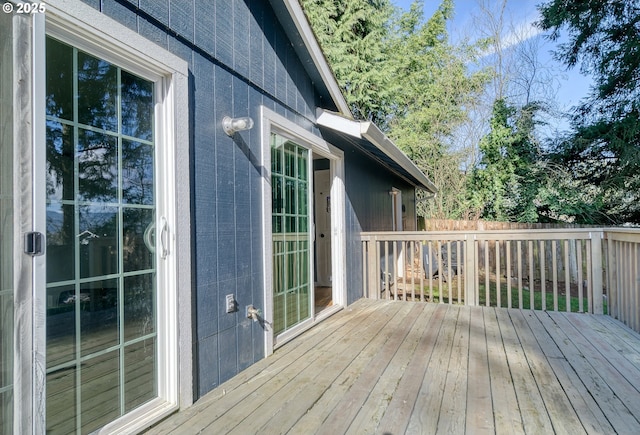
[606,229,640,332]
[361,228,640,331]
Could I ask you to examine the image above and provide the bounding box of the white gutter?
[317,109,438,193]
[281,0,352,117]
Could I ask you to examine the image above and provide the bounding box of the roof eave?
[317,110,438,193]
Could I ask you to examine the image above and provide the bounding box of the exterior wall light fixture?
[222,116,254,136]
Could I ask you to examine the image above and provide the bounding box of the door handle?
[143,221,155,253]
[160,216,169,259]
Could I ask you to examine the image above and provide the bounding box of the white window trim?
[29,1,192,433]
[260,106,346,356]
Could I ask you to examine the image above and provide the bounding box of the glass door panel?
[0,11,15,433]
[271,134,312,336]
[45,36,157,434]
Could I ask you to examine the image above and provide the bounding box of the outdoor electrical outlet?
[225,294,236,313]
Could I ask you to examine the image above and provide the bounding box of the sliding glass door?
[45,36,158,434]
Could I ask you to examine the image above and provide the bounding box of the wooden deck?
[145,299,640,434]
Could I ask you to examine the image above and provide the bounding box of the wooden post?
[591,232,604,315]
[465,236,476,306]
[367,239,379,299]
[606,234,616,318]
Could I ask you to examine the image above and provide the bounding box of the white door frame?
[260,107,346,356]
[314,169,332,287]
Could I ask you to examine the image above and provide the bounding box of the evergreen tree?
[538,0,640,223]
[301,0,395,124]
[468,99,548,222]
[302,0,489,219]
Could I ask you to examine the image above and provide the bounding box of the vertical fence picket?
[410,241,416,301]
[447,241,453,304]
[506,241,512,308]
[577,240,584,313]
[437,240,443,304]
[484,240,490,307]
[496,240,501,308]
[552,240,558,311]
[540,240,546,311]
[586,239,593,313]
[591,233,603,315]
[564,240,571,312]
[384,241,389,300]
[529,240,535,310]
[517,241,523,309]
[457,240,462,304]
[419,242,424,301]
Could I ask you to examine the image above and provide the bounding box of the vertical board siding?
[169,0,195,43]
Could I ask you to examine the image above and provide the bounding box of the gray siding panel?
[139,15,168,48]
[249,0,265,88]
[215,0,234,66]
[102,0,137,31]
[139,0,169,26]
[233,0,251,78]
[196,281,218,340]
[197,333,219,396]
[218,327,238,384]
[169,0,195,43]
[262,8,277,98]
[194,0,216,55]
[274,26,288,103]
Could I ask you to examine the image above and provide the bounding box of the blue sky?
[392,0,593,131]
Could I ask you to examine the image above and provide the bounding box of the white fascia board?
[317,109,362,138]
[360,122,438,193]
[317,110,438,193]
[282,0,352,117]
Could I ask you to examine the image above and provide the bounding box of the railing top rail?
[604,229,640,243]
[360,228,608,242]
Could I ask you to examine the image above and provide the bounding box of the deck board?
[145,300,640,434]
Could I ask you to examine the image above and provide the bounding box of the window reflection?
[124,339,156,412]
[121,71,154,141]
[80,279,119,357]
[46,284,76,368]
[46,203,75,283]
[46,121,74,202]
[124,274,155,341]
[77,51,117,132]
[80,351,120,433]
[123,209,155,272]
[78,129,118,203]
[122,140,154,205]
[46,38,73,121]
[46,366,77,434]
[79,206,118,279]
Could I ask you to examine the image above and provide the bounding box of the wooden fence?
[361,228,640,332]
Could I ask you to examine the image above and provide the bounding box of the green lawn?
[408,277,607,314]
